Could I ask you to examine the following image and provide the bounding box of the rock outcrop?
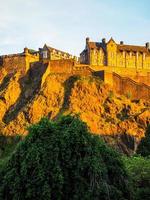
[0,64,149,154]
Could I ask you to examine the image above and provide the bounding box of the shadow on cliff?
[103,133,140,155]
[2,62,48,124]
[0,73,14,93]
[54,75,80,119]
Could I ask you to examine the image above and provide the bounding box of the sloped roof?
[87,40,150,55]
[117,44,149,54]
[44,44,71,56]
[88,42,106,52]
[107,37,116,44]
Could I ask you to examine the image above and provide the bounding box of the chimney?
[146,42,150,50]
[24,47,29,54]
[120,41,124,45]
[86,37,90,44]
[102,38,106,44]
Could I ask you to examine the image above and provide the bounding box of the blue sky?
[0,0,150,56]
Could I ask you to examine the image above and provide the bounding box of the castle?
[0,44,75,74]
[80,37,150,69]
[0,38,150,100]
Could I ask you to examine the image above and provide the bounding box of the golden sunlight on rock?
[0,63,149,141]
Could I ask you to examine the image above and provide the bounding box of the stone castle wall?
[49,60,92,76]
[0,52,39,74]
[94,70,150,100]
[113,73,150,100]
[49,59,74,73]
[1,54,26,74]
[89,65,150,85]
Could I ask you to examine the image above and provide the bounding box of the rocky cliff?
[0,63,149,154]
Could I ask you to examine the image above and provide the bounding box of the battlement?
[0,53,23,58]
[0,47,39,74]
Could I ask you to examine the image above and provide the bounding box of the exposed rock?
[0,65,149,154]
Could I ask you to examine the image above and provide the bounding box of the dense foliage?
[137,125,150,157]
[0,134,21,168]
[0,115,131,200]
[123,156,150,200]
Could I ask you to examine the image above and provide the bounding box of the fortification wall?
[89,65,150,85]
[0,53,39,74]
[131,74,150,86]
[72,65,92,76]
[1,54,26,74]
[49,59,74,73]
[112,73,150,100]
[96,70,150,100]
[49,60,92,76]
[25,53,39,72]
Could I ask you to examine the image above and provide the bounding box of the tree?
[137,125,150,157]
[0,115,131,200]
[123,156,150,200]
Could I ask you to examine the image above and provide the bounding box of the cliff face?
[0,64,149,153]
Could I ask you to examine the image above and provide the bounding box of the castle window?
[43,51,48,59]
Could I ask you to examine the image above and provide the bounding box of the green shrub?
[0,116,131,200]
[137,125,150,157]
[123,155,150,200]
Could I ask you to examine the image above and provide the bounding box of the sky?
[0,0,150,56]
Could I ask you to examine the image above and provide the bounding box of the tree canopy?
[137,125,150,157]
[0,115,131,200]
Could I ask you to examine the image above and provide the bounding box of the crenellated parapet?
[0,47,39,74]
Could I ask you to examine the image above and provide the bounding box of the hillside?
[0,64,149,153]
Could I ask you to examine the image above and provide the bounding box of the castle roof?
[44,44,71,56]
[88,42,106,52]
[86,40,150,55]
[117,44,150,54]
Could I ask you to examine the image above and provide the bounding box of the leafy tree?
[123,156,150,200]
[0,115,131,200]
[137,125,150,157]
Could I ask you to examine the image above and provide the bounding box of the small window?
[43,51,48,59]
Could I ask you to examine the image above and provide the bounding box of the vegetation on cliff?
[0,116,131,200]
[123,156,150,200]
[137,125,150,157]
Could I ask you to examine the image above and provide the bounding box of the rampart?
[49,59,92,75]
[112,73,150,100]
[98,70,150,100]
[0,54,26,74]
[0,50,39,74]
[90,65,150,86]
